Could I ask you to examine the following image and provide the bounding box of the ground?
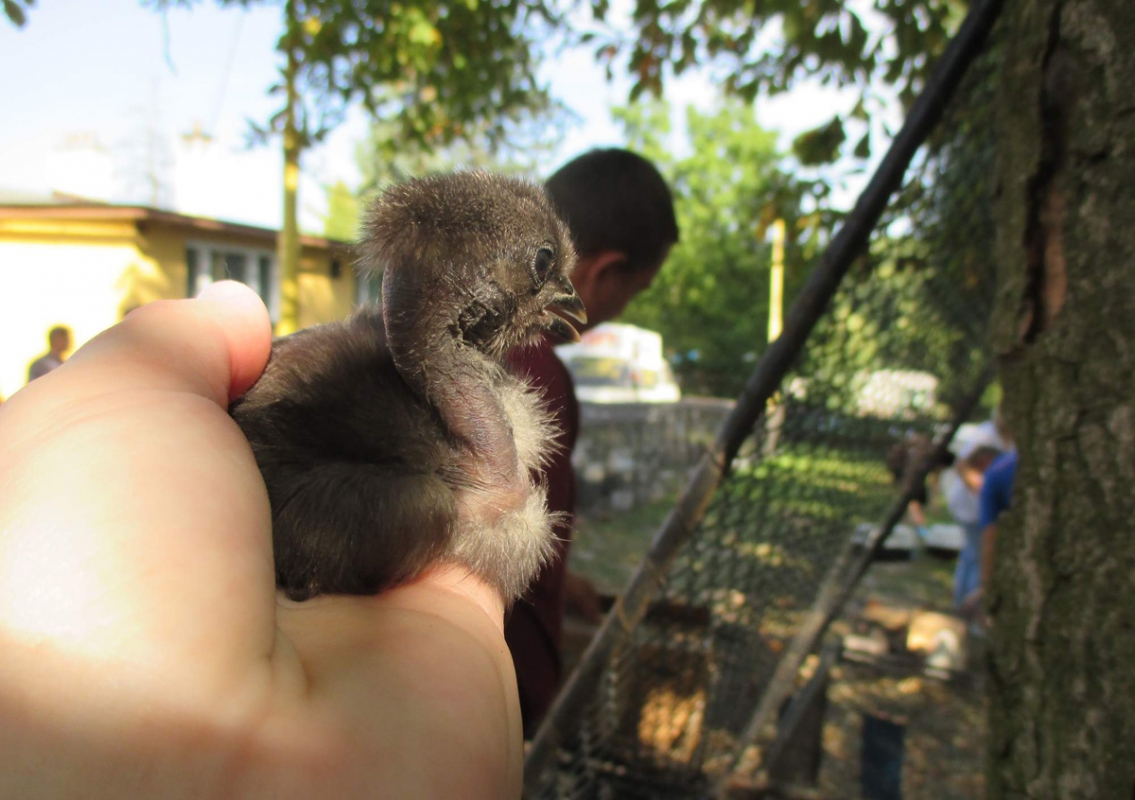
[820,558,986,799]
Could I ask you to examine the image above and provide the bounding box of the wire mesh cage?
[527,6,1004,798]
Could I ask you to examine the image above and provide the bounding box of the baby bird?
[229,172,585,601]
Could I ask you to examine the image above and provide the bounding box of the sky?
[0,0,864,233]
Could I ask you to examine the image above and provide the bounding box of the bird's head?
[359,171,586,361]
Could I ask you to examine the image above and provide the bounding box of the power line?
[208,11,245,137]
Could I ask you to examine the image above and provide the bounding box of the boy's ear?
[572,250,627,298]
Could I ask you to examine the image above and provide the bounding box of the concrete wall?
[574,399,736,515]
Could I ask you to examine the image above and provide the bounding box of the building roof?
[0,187,79,204]
[0,202,349,250]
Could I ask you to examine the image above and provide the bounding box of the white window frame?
[186,240,280,322]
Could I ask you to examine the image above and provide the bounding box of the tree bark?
[989,0,1135,795]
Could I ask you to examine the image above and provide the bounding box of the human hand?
[0,283,522,799]
[906,500,927,528]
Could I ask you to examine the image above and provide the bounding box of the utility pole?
[275,0,301,336]
[763,218,787,457]
[768,218,786,343]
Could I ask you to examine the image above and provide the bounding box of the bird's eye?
[532,247,555,285]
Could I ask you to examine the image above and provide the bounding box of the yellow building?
[0,202,365,401]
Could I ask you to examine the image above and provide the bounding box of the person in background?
[505,148,679,737]
[27,325,72,382]
[887,432,934,530]
[941,411,1008,608]
[947,440,1004,609]
[966,440,1019,617]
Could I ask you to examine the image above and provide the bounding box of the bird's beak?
[544,286,587,343]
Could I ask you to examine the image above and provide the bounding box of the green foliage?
[877,41,1000,407]
[792,116,845,166]
[587,0,969,166]
[3,0,34,27]
[148,0,557,153]
[321,180,360,241]
[792,41,1002,416]
[605,31,1000,408]
[615,99,833,397]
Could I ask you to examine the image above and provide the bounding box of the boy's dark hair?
[545,148,678,273]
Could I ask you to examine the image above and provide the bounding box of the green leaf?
[605,0,962,144]
[3,0,27,27]
[791,117,846,166]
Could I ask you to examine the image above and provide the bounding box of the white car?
[557,323,681,404]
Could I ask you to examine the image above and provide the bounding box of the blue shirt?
[979,449,1018,530]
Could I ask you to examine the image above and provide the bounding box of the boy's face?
[573,247,670,331]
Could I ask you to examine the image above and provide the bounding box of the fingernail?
[197,280,250,304]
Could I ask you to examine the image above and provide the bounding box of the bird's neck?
[382,288,522,499]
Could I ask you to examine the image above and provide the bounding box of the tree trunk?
[989,0,1135,795]
[275,0,301,336]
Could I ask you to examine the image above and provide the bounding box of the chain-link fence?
[573,400,734,517]
[525,0,1004,796]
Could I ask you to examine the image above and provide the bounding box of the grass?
[570,494,676,595]
[569,443,896,596]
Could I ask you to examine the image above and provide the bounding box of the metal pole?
[523,0,1005,788]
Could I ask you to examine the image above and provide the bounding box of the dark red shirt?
[504,339,579,736]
